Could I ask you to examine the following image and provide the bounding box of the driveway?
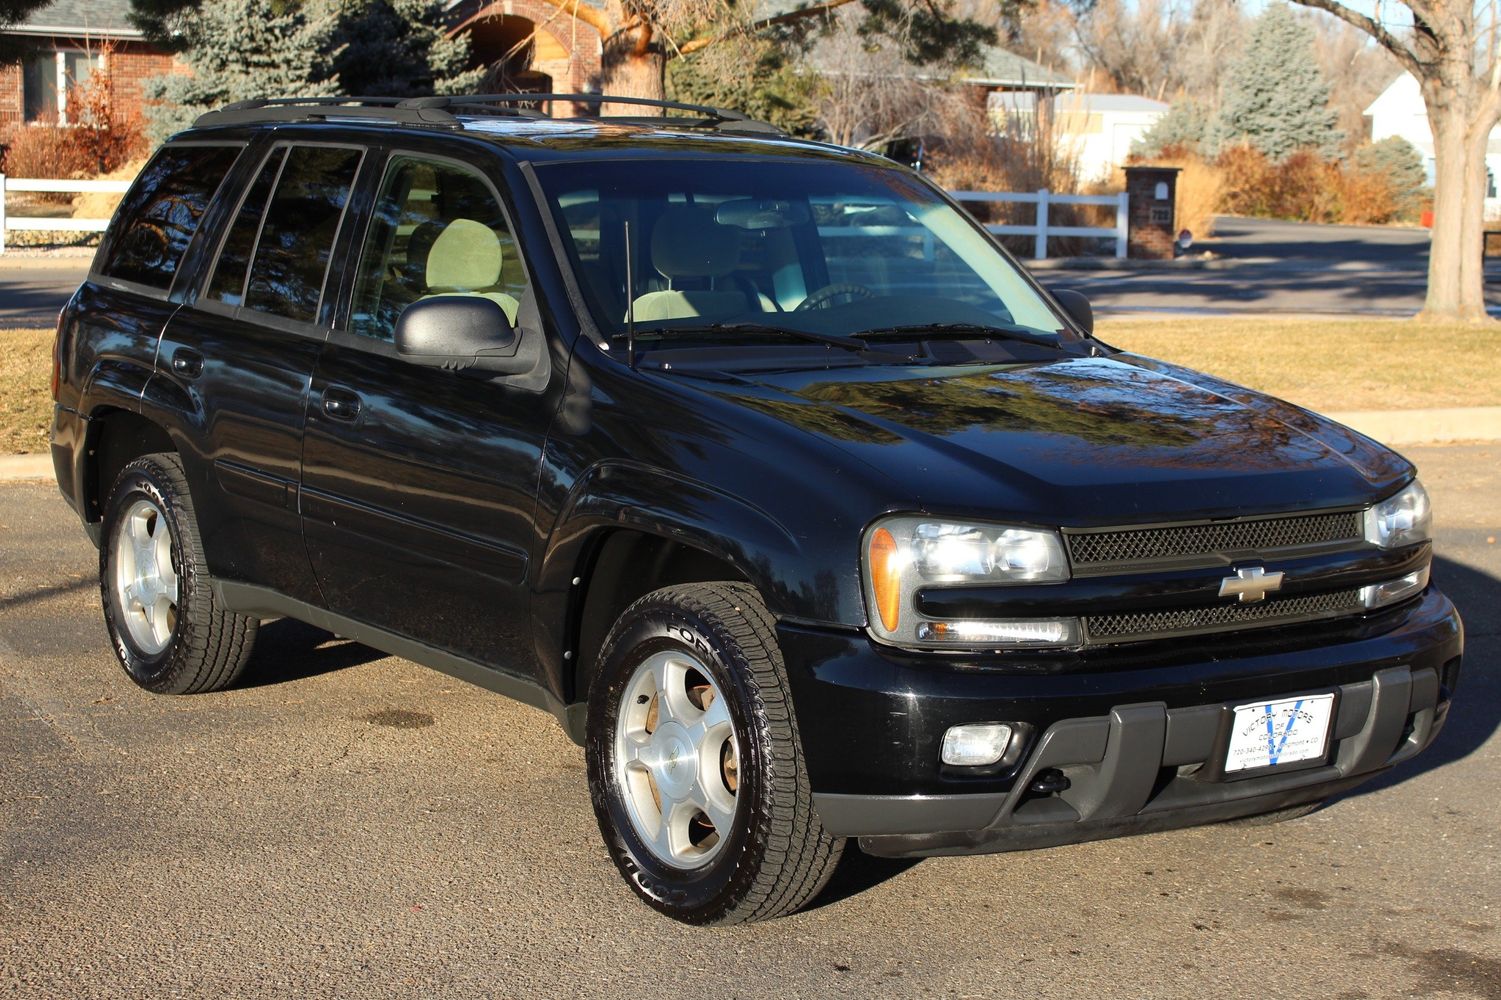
[2,445,1498,999]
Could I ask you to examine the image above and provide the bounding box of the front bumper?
[778,588,1462,857]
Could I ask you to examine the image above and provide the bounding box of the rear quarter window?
[98,144,241,290]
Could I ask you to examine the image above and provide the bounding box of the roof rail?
[192,93,782,134]
[400,93,783,133]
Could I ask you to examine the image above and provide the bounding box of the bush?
[62,51,147,175]
[0,122,96,180]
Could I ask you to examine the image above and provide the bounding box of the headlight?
[863,515,1075,649]
[1364,480,1431,549]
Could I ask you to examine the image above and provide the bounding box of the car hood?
[697,353,1410,526]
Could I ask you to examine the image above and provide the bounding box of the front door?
[299,151,555,679]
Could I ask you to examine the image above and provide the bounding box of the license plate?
[1225,694,1335,773]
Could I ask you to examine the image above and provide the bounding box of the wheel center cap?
[652,722,696,798]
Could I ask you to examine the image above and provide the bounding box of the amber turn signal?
[869,527,901,632]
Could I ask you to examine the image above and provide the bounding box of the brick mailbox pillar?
[1124,166,1180,260]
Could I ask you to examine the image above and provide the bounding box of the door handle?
[321,387,362,421]
[170,348,204,379]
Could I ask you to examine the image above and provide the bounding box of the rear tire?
[586,582,843,924]
[100,453,258,694]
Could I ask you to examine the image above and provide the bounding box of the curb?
[0,454,52,480]
[1323,407,1501,448]
[0,250,95,270]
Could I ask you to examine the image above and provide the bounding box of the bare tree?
[1289,0,1498,320]
[521,0,856,111]
[811,8,957,149]
[1307,13,1400,151]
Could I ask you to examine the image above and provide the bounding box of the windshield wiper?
[854,322,1061,346]
[639,322,905,354]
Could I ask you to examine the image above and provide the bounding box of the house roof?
[2,0,141,38]
[993,91,1163,114]
[959,44,1075,90]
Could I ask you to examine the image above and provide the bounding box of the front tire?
[100,453,258,694]
[586,582,843,924]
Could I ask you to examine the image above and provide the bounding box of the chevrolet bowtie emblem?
[1218,566,1285,603]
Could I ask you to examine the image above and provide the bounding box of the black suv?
[51,94,1463,925]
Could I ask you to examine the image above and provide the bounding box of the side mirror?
[395,295,527,374]
[1050,288,1093,336]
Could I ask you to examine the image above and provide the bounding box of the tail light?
[51,312,65,400]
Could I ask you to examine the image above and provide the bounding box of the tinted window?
[349,156,523,341]
[243,146,362,323]
[206,147,286,306]
[100,145,240,290]
[535,158,1062,345]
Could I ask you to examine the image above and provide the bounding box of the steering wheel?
[796,283,875,312]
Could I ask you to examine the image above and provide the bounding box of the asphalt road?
[0,263,84,327]
[2,446,1498,999]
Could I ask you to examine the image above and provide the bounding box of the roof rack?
[193,93,783,134]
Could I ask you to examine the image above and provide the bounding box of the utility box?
[1124,166,1180,259]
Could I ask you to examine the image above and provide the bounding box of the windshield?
[534,157,1070,354]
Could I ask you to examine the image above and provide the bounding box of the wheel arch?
[82,407,178,525]
[536,462,814,741]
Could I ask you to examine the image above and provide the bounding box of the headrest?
[426,218,502,291]
[650,206,739,280]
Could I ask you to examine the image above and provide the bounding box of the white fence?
[0,174,1129,261]
[949,189,1129,259]
[0,174,132,253]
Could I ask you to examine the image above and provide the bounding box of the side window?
[99,144,240,290]
[206,147,287,306]
[242,145,363,324]
[349,155,524,341]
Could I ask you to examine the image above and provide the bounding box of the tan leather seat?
[628,207,748,323]
[420,218,520,324]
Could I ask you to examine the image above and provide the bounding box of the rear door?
[158,141,366,603]
[299,148,555,677]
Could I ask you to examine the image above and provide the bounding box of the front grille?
[1084,589,1365,644]
[1066,510,1363,570]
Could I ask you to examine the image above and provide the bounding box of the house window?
[22,48,104,124]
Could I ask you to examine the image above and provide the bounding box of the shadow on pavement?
[235,617,386,688]
[805,849,922,913]
[1336,554,1501,803]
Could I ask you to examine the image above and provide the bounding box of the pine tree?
[1133,100,1210,158]
[1212,3,1343,162]
[142,0,333,141]
[324,0,484,98]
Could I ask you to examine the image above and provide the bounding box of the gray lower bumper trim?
[813,665,1443,844]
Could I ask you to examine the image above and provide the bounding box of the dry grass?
[0,320,1495,456]
[1,327,53,454]
[1098,317,1501,413]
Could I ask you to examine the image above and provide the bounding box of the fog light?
[941,723,1014,766]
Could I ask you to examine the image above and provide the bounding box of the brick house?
[0,0,178,127]
[445,0,604,94]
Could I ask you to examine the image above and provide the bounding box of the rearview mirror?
[714,198,812,230]
[1050,288,1093,336]
[395,296,527,374]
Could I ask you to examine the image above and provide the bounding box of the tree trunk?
[600,22,665,113]
[1419,69,1493,322]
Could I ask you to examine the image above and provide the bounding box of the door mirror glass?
[394,295,526,374]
